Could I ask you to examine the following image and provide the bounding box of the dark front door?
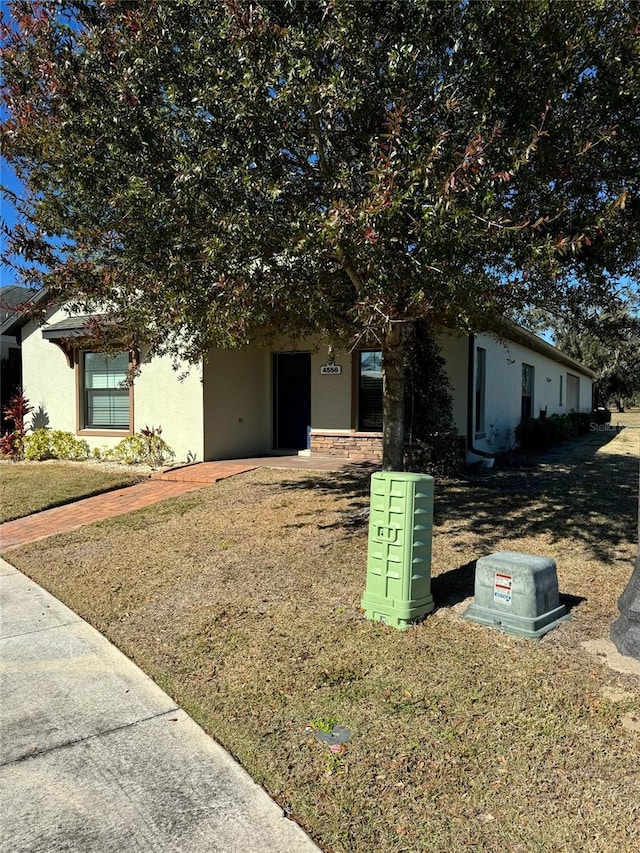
[273,352,311,450]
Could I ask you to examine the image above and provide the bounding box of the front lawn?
[4,413,640,853]
[0,461,142,522]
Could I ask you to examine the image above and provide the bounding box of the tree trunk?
[382,321,406,471]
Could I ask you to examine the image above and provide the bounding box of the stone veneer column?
[310,431,383,463]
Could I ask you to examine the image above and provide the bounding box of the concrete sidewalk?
[0,558,321,853]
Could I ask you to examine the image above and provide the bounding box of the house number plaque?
[320,364,342,375]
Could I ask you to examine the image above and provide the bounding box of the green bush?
[105,435,148,465]
[108,429,175,466]
[51,430,91,460]
[515,411,592,453]
[515,417,557,452]
[23,429,52,461]
[566,412,591,436]
[548,413,570,443]
[24,429,91,461]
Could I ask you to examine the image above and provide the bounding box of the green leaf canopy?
[3,0,638,359]
[2,0,639,466]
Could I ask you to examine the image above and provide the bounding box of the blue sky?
[0,156,25,288]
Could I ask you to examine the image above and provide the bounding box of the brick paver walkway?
[0,461,257,552]
[0,456,377,552]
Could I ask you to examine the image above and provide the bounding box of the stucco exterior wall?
[21,308,204,462]
[201,338,355,459]
[472,332,593,454]
[310,346,353,430]
[132,352,204,463]
[20,309,595,466]
[22,310,77,436]
[432,330,594,456]
[437,331,470,434]
[203,346,271,459]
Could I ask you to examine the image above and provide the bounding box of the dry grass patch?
[5,412,640,853]
[0,460,142,522]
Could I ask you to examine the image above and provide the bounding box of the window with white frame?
[81,352,131,430]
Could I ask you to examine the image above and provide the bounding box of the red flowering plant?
[0,390,33,460]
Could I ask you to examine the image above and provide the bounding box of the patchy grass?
[5,412,640,853]
[0,461,141,522]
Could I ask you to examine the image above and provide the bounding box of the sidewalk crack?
[0,707,181,768]
[0,618,83,642]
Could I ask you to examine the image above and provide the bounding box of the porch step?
[152,462,257,484]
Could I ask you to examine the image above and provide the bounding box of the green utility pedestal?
[361,472,435,629]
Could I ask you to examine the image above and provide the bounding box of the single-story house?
[5,304,595,464]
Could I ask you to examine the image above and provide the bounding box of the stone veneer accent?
[310,430,383,462]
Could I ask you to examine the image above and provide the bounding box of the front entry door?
[273,352,311,450]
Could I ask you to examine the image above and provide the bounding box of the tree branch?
[310,91,329,175]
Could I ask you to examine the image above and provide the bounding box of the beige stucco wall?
[21,307,204,462]
[201,337,354,459]
[202,346,271,459]
[310,345,353,430]
[22,310,77,436]
[437,331,470,434]
[21,310,595,465]
[132,351,204,462]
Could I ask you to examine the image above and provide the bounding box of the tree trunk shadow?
[431,559,477,608]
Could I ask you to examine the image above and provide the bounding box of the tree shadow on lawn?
[274,470,372,531]
[439,433,638,564]
[273,427,639,564]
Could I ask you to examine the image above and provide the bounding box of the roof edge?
[500,321,598,380]
[0,288,48,337]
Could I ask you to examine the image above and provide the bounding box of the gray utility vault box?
[463,551,569,639]
[361,472,435,629]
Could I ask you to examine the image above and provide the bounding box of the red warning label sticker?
[493,572,513,605]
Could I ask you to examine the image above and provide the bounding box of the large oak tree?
[2,0,639,467]
[553,296,640,409]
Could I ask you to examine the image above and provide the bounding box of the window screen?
[83,352,130,429]
[358,351,383,432]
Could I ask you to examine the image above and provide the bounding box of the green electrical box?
[361,472,435,629]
